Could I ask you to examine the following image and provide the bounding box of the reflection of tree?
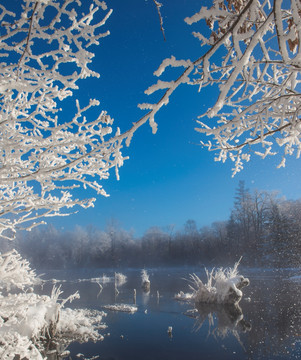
[186,303,251,349]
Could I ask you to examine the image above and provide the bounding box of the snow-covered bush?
[176,259,249,305]
[0,250,106,359]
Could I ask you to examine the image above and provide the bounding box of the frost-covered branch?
[142,0,301,175]
[152,0,166,41]
[0,0,128,238]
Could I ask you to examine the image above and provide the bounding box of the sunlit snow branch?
[140,0,301,175]
[0,0,126,238]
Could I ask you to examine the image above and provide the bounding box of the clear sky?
[49,0,301,236]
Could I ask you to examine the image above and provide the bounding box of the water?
[41,267,301,360]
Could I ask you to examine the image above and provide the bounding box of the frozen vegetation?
[0,250,107,359]
[175,259,249,305]
[141,269,151,291]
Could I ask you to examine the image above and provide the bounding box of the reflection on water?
[40,267,301,360]
[189,302,251,341]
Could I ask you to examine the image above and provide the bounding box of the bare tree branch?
[152,0,166,41]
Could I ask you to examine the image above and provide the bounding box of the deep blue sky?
[50,0,301,236]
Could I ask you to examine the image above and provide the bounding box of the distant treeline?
[5,181,301,269]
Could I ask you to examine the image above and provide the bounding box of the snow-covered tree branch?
[0,0,129,239]
[141,0,301,175]
[1,0,299,237]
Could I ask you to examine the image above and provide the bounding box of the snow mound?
[103,304,138,313]
[174,291,194,301]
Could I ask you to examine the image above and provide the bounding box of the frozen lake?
[40,267,301,360]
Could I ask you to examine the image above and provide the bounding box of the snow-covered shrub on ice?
[0,250,107,359]
[176,259,249,305]
[141,269,150,291]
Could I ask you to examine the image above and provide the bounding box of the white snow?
[103,304,138,313]
[174,291,194,301]
[57,308,107,342]
[0,251,107,359]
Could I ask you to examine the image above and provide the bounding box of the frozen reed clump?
[176,258,249,305]
[141,269,150,291]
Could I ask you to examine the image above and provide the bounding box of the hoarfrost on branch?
[0,0,129,239]
[141,0,301,175]
[2,0,300,237]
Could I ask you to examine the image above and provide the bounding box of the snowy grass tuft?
[176,258,249,305]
